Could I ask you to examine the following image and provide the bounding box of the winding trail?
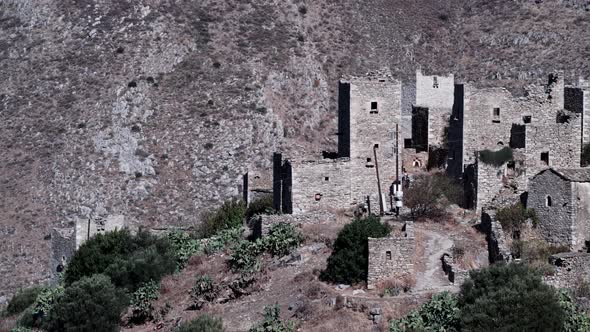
[414,228,454,291]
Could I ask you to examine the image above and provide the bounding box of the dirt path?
[414,228,454,291]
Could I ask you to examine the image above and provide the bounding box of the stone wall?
[544,252,590,289]
[367,222,415,289]
[346,74,402,212]
[528,169,576,249]
[74,215,126,249]
[441,254,469,285]
[573,182,590,252]
[402,148,428,174]
[481,210,512,263]
[290,158,352,214]
[415,71,454,147]
[254,211,337,237]
[50,228,76,284]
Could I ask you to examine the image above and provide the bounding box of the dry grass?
[377,275,417,297]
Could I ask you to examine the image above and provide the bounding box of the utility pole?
[374,145,384,216]
[395,124,400,216]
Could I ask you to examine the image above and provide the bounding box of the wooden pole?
[374,145,384,216]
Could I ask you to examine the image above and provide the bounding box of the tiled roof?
[553,168,590,182]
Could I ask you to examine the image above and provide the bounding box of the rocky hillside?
[0,0,589,297]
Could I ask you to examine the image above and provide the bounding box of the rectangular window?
[492,107,501,123]
[374,143,379,149]
[523,116,532,124]
[541,152,549,165]
[324,177,329,181]
[404,138,413,148]
[386,251,392,260]
[370,101,378,114]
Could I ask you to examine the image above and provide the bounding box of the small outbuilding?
[528,168,590,251]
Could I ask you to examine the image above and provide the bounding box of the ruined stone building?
[273,72,403,214]
[367,222,415,289]
[272,70,589,216]
[528,168,590,251]
[450,74,588,211]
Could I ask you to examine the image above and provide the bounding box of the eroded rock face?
[1,0,590,296]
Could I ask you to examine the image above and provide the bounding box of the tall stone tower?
[338,72,402,209]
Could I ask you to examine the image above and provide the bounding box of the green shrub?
[389,292,459,332]
[459,263,563,331]
[246,195,276,220]
[17,284,65,327]
[203,227,242,255]
[104,245,176,291]
[130,280,160,323]
[65,229,176,291]
[559,289,590,332]
[496,203,538,231]
[249,305,295,332]
[174,314,224,332]
[264,222,304,257]
[5,287,42,316]
[320,216,390,284]
[168,230,201,270]
[228,240,264,273]
[201,200,246,238]
[190,275,218,310]
[479,147,513,166]
[404,173,463,217]
[10,327,33,332]
[44,274,128,332]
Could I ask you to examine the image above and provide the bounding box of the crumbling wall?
[402,148,428,174]
[528,170,575,249]
[544,252,590,289]
[415,71,454,147]
[75,214,126,249]
[475,161,505,212]
[290,158,352,214]
[481,210,512,263]
[572,182,590,251]
[242,171,272,206]
[441,254,469,285]
[50,228,76,284]
[254,211,336,237]
[367,222,415,289]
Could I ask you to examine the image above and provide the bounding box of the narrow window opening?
[386,251,392,260]
[433,77,439,88]
[546,195,552,207]
[506,161,516,178]
[497,141,504,146]
[523,115,532,124]
[324,177,330,181]
[370,101,378,114]
[374,143,379,149]
[314,193,322,201]
[366,158,374,168]
[492,107,501,123]
[379,79,386,82]
[541,152,549,165]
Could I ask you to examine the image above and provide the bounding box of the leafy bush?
[190,275,218,310]
[249,305,295,332]
[582,143,590,167]
[264,222,304,257]
[405,173,463,217]
[320,216,390,284]
[44,274,128,332]
[130,280,160,323]
[559,289,590,332]
[203,227,242,255]
[389,292,459,332]
[5,287,41,316]
[228,240,264,273]
[16,284,65,328]
[201,200,246,238]
[496,203,538,232]
[174,314,224,332]
[459,263,563,331]
[246,195,276,220]
[168,230,201,269]
[479,147,513,166]
[65,229,176,291]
